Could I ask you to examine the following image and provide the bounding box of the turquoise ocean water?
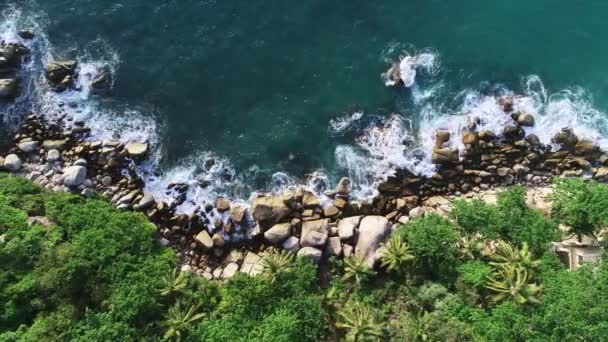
[3,1,608,207]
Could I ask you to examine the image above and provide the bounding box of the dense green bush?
[551,178,608,239]
[452,186,560,255]
[398,214,460,282]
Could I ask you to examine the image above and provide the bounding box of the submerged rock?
[0,78,17,99]
[45,60,77,91]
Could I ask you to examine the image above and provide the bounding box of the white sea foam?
[329,111,363,133]
[382,49,440,88]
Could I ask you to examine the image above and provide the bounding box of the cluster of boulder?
[0,39,31,99]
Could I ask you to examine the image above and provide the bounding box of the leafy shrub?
[551,178,608,239]
[399,214,460,282]
[452,186,560,255]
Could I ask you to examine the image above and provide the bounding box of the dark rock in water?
[0,78,17,99]
[90,66,112,92]
[525,134,541,147]
[45,60,77,91]
[498,96,514,112]
[17,30,35,39]
[386,62,403,86]
[502,125,524,140]
[517,113,535,127]
[435,130,451,148]
[552,128,578,148]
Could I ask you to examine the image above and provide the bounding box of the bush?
[551,178,608,239]
[399,214,460,282]
[452,186,560,255]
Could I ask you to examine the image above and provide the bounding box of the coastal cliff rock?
[45,60,77,91]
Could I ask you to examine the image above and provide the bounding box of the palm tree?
[380,235,414,274]
[260,249,294,283]
[161,301,206,341]
[159,269,189,297]
[489,240,540,271]
[336,302,384,341]
[456,234,485,260]
[342,255,375,288]
[485,264,542,305]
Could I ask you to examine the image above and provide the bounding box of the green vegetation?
[1,174,608,341]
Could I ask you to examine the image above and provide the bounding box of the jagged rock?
[42,140,67,151]
[297,247,322,263]
[221,262,239,279]
[338,216,361,241]
[526,134,541,146]
[137,195,155,210]
[252,196,291,228]
[409,206,425,218]
[435,130,451,148]
[212,233,225,247]
[3,154,22,171]
[496,167,510,177]
[462,131,477,145]
[195,230,213,251]
[46,149,61,162]
[45,60,77,90]
[574,140,595,155]
[302,190,320,208]
[264,222,292,244]
[335,177,351,194]
[478,130,496,141]
[595,167,608,179]
[323,205,339,218]
[512,164,529,175]
[125,142,149,158]
[498,96,514,112]
[355,216,390,267]
[343,244,354,257]
[553,128,578,148]
[229,203,247,223]
[517,113,535,127]
[432,148,459,164]
[90,66,112,91]
[17,30,35,39]
[26,216,53,228]
[215,197,230,212]
[0,78,17,98]
[282,236,300,253]
[300,219,329,248]
[326,237,342,256]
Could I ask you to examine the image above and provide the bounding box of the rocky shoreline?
[2,35,608,281]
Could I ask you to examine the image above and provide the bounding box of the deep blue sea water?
[3,1,608,205]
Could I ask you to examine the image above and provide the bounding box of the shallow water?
[3,1,608,207]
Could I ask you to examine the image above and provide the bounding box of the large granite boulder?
[297,247,322,264]
[355,216,391,267]
[338,216,361,241]
[3,154,22,171]
[251,196,290,228]
[62,165,87,187]
[125,142,149,159]
[264,222,292,244]
[300,219,329,248]
[432,148,459,164]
